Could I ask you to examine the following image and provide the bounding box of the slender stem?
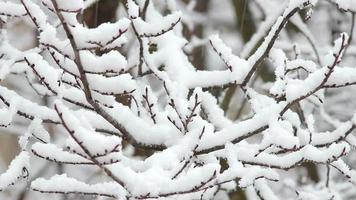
[326,164,330,188]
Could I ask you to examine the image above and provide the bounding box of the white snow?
[0,0,356,199]
[31,174,126,197]
[0,152,30,191]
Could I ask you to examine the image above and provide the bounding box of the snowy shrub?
[0,0,356,199]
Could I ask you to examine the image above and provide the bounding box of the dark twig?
[142,87,157,124]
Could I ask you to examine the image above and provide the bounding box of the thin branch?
[54,104,128,190]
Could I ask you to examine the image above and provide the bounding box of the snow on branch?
[31,174,126,198]
[41,0,83,13]
[1,0,356,199]
[0,152,29,191]
[209,34,249,72]
[31,143,94,165]
[128,0,182,38]
[330,0,356,13]
[0,86,59,123]
[0,2,26,18]
[73,19,130,51]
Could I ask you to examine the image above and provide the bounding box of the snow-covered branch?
[1,0,356,199]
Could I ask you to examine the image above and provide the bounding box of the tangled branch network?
[0,0,356,199]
